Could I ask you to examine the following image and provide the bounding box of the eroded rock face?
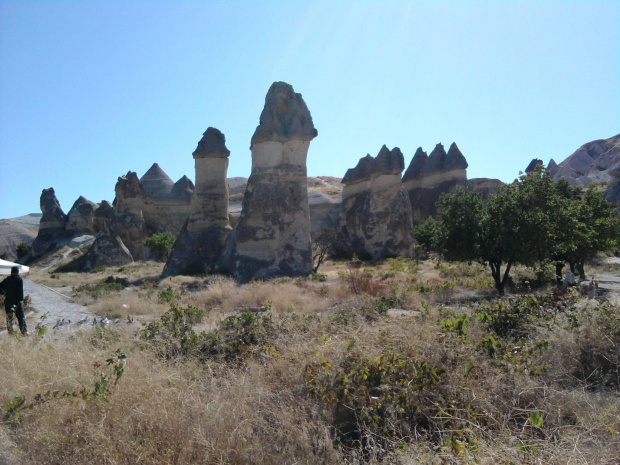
[525,158,544,174]
[468,178,504,200]
[93,201,114,232]
[336,146,413,259]
[31,188,70,256]
[553,133,620,185]
[402,142,468,223]
[547,159,559,177]
[66,196,99,235]
[140,163,194,236]
[163,127,232,276]
[82,221,133,271]
[220,82,317,281]
[112,172,147,261]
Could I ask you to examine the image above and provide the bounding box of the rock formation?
[93,201,114,232]
[31,188,70,256]
[82,221,134,271]
[336,146,413,259]
[66,196,99,235]
[140,163,194,236]
[525,158,543,174]
[553,133,620,185]
[163,127,232,276]
[468,178,503,199]
[0,214,40,261]
[605,164,620,208]
[547,159,559,177]
[220,81,317,281]
[112,172,147,261]
[402,142,468,223]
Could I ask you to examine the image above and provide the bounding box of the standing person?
[0,266,28,335]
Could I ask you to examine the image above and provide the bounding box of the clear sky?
[1,0,618,219]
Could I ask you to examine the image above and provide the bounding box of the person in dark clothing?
[0,266,28,335]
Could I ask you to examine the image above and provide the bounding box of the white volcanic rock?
[163,127,232,276]
[220,82,317,281]
[336,145,413,259]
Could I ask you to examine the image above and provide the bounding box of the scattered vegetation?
[143,232,176,261]
[2,253,619,464]
[15,243,32,259]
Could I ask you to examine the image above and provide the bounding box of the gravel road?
[5,279,94,335]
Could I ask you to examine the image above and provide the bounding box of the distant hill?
[0,213,41,260]
[553,133,620,185]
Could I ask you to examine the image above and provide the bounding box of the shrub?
[16,243,32,259]
[143,233,175,261]
[305,350,445,456]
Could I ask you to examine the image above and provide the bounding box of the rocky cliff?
[336,145,413,259]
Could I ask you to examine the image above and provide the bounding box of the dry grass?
[1,257,619,464]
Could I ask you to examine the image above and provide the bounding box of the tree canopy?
[419,168,620,294]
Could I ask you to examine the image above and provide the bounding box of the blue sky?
[1,0,618,219]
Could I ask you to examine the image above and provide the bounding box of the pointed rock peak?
[403,147,429,182]
[40,188,66,217]
[342,146,404,185]
[141,163,173,183]
[525,158,543,173]
[170,175,195,202]
[423,143,449,174]
[446,142,468,170]
[116,171,147,200]
[547,158,559,176]
[193,127,230,158]
[69,196,98,215]
[251,81,318,148]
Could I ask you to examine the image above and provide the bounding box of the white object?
[0,259,29,275]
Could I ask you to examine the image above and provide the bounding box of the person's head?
[10,266,19,275]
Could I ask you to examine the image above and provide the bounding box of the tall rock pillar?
[220,81,318,281]
[112,171,147,261]
[163,127,232,276]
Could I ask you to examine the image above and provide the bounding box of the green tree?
[16,243,32,259]
[554,184,620,279]
[435,168,564,295]
[143,233,175,262]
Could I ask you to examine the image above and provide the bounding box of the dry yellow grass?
[1,257,618,464]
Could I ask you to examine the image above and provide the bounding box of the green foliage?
[16,242,32,259]
[441,313,469,338]
[141,306,276,363]
[157,286,186,304]
[72,281,124,300]
[474,295,554,340]
[430,167,619,294]
[305,351,445,453]
[143,232,175,261]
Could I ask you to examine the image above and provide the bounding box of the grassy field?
[1,257,618,464]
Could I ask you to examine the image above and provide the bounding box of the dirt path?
[2,279,94,336]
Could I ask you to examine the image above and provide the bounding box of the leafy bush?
[72,281,124,300]
[143,232,175,261]
[141,307,276,363]
[305,351,445,456]
[16,243,32,259]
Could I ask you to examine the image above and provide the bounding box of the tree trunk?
[576,261,585,280]
[569,261,575,274]
[555,262,565,285]
[489,261,504,296]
